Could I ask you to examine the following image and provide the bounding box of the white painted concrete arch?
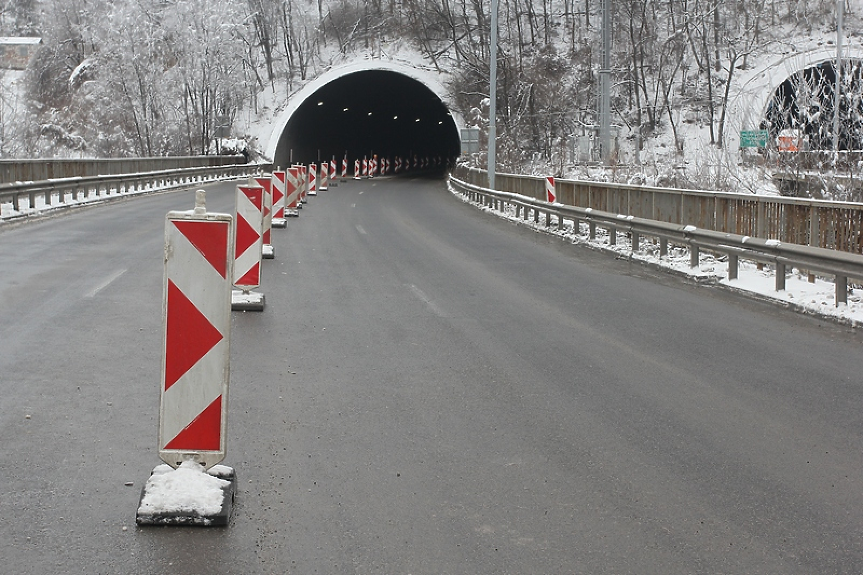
[727,46,863,149]
[264,59,465,162]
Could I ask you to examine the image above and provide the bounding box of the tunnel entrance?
[272,70,461,171]
[763,59,863,151]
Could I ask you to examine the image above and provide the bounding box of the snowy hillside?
[1,0,862,197]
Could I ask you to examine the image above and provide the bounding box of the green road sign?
[740,129,768,148]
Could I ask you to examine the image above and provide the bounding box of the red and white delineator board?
[308,164,318,196]
[328,159,337,187]
[546,176,556,203]
[272,170,287,228]
[233,185,264,290]
[159,191,233,470]
[299,164,308,204]
[254,176,275,258]
[286,167,301,216]
[354,159,361,179]
[342,157,348,180]
[319,161,329,191]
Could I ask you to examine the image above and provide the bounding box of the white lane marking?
[408,284,446,317]
[352,203,357,208]
[85,268,127,298]
[356,225,367,235]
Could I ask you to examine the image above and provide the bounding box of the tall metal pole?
[599,0,611,164]
[833,0,844,160]
[488,0,498,190]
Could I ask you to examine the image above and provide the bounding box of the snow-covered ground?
[449,181,863,328]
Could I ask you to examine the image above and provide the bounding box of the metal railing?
[453,165,863,255]
[0,155,246,184]
[450,174,863,308]
[0,163,267,219]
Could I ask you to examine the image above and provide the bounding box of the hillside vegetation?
[0,0,858,193]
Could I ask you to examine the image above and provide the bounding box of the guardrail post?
[690,244,699,268]
[609,226,617,245]
[775,262,786,291]
[660,237,668,257]
[728,253,738,280]
[632,230,640,252]
[589,220,596,240]
[836,275,848,305]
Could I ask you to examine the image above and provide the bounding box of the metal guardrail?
[0,163,269,219]
[453,165,863,255]
[450,175,863,307]
[0,155,246,184]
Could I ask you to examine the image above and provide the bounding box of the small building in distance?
[0,37,42,70]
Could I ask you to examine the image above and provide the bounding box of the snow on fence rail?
[0,155,246,184]
[449,174,863,308]
[453,165,863,255]
[0,164,270,221]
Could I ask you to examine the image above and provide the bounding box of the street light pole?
[488,0,498,190]
[599,0,611,164]
[833,0,844,161]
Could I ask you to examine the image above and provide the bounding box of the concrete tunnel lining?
[266,61,465,169]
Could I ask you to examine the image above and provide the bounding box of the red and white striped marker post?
[342,156,348,180]
[382,158,389,176]
[286,167,301,216]
[308,163,318,196]
[319,161,329,191]
[362,157,368,178]
[329,159,338,187]
[254,176,275,259]
[395,157,402,173]
[370,155,378,178]
[231,184,265,311]
[158,190,233,470]
[298,164,307,204]
[272,170,287,228]
[139,190,237,526]
[545,176,556,203]
[354,159,361,180]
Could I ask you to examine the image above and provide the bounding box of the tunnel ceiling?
[274,70,461,168]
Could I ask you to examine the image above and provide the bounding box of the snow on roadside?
[450,182,863,327]
[137,461,229,517]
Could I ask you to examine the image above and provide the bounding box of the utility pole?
[488,0,499,189]
[833,0,844,162]
[599,0,611,164]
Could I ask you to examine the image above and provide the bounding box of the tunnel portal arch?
[730,47,863,150]
[266,61,465,169]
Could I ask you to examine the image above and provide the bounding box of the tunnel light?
[343,107,349,112]
[415,118,421,122]
[393,115,398,120]
[317,101,323,106]
[438,121,443,125]
[368,112,373,116]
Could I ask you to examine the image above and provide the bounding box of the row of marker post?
[139,153,442,524]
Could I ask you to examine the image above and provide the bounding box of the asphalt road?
[1,175,863,574]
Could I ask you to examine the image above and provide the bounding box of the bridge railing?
[0,155,247,184]
[453,165,863,255]
[0,163,267,219]
[450,172,863,309]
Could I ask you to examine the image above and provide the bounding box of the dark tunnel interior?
[273,70,461,171]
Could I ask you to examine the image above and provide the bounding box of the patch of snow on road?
[137,461,228,516]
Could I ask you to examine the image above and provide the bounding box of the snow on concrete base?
[232,289,265,311]
[286,209,300,217]
[262,244,275,259]
[272,217,287,228]
[136,461,236,527]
